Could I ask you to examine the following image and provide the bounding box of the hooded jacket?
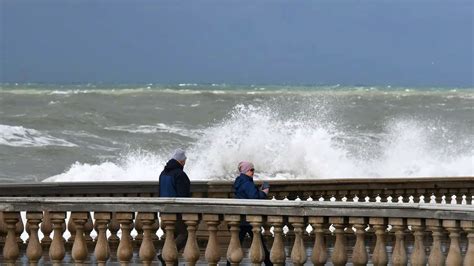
[233,173,267,199]
[159,159,191,197]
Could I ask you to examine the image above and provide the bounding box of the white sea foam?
[50,90,74,95]
[0,124,77,147]
[105,123,202,138]
[44,105,473,182]
[48,88,153,95]
[44,151,164,182]
[354,120,473,177]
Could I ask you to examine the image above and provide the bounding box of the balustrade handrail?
[0,176,473,200]
[2,197,474,265]
[1,197,473,220]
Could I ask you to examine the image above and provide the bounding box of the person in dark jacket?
[232,161,273,266]
[159,148,190,197]
[233,162,269,200]
[158,148,190,265]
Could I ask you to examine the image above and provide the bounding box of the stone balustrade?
[0,197,473,265]
[1,176,473,202]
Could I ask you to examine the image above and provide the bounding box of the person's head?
[238,161,255,177]
[172,148,187,166]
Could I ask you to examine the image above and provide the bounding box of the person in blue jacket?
[232,161,273,266]
[159,148,190,197]
[234,161,269,200]
[158,148,190,265]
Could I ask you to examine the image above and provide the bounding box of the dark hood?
[163,159,183,172]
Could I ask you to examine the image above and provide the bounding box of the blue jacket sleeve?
[242,181,267,199]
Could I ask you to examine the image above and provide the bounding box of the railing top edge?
[0,176,473,188]
[1,196,473,213]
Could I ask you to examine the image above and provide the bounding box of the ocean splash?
[43,105,474,182]
[0,124,77,147]
[44,150,164,182]
[186,104,356,179]
[370,119,473,177]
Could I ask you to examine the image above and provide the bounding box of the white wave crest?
[187,105,473,179]
[368,120,474,177]
[186,105,358,179]
[0,124,77,147]
[105,123,202,138]
[44,151,164,182]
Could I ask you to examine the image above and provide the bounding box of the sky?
[1,0,473,87]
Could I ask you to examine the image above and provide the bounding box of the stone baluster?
[25,216,31,243]
[0,212,6,247]
[138,212,157,266]
[225,214,243,265]
[389,218,407,266]
[61,221,67,244]
[408,218,426,266]
[151,215,160,244]
[262,219,272,243]
[370,217,388,266]
[161,213,179,265]
[204,214,221,266]
[94,212,111,266]
[304,191,315,201]
[15,212,24,244]
[49,212,66,266]
[135,212,144,244]
[444,220,462,266]
[279,192,290,201]
[330,217,348,266]
[93,216,99,242]
[427,219,445,266]
[116,212,135,264]
[26,212,43,266]
[290,216,307,266]
[84,212,94,246]
[67,214,77,244]
[268,216,285,266]
[41,211,53,247]
[71,212,89,265]
[108,212,121,248]
[461,220,474,266]
[248,215,265,265]
[338,190,348,201]
[309,216,328,266]
[130,218,135,240]
[350,217,368,266]
[183,213,200,266]
[3,212,20,265]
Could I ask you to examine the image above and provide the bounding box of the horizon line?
[1,82,473,89]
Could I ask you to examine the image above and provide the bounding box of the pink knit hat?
[238,161,254,174]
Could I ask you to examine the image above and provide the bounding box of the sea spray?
[186,104,358,179]
[44,150,165,182]
[370,119,473,177]
[43,104,473,182]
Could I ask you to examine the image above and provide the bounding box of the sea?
[0,83,473,184]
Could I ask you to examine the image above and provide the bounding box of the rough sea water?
[0,84,472,183]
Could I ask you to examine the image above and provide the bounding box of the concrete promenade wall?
[1,177,473,265]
